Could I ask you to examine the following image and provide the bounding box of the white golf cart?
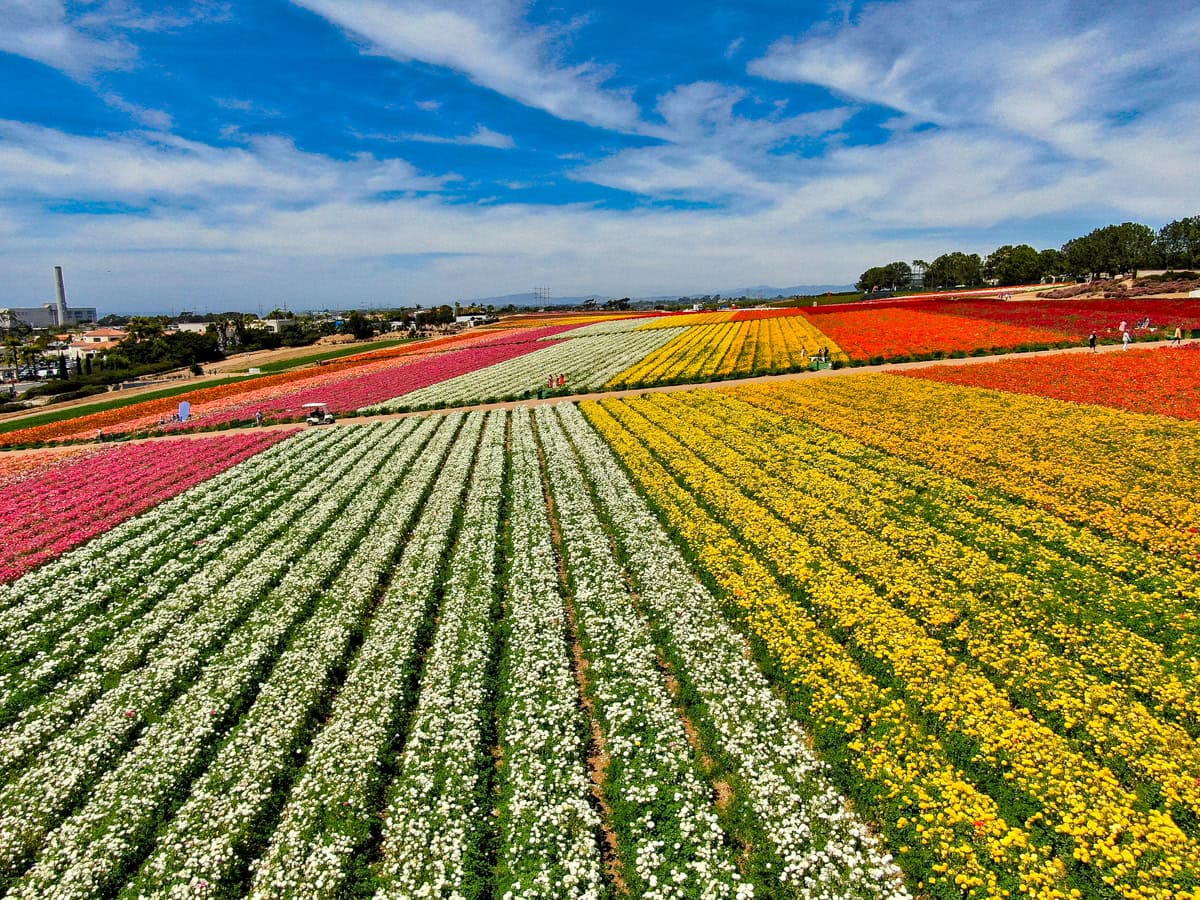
[302,402,336,425]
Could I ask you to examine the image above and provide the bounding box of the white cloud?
[102,92,173,130]
[397,125,516,149]
[0,1,230,79]
[0,0,135,77]
[415,99,442,112]
[573,81,852,204]
[749,0,1200,154]
[289,0,648,134]
[0,121,452,206]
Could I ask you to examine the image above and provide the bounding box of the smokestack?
[53,266,67,327]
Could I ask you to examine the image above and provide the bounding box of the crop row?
[365,328,686,411]
[0,417,441,894]
[585,392,1200,898]
[0,430,290,583]
[0,401,931,897]
[606,317,844,389]
[904,344,1200,420]
[766,375,1200,561]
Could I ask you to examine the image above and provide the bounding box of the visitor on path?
[1088,332,1097,352]
[255,411,264,426]
[547,374,555,389]
[1119,319,1127,334]
[1172,326,1183,346]
[557,373,566,388]
[1122,330,1131,350]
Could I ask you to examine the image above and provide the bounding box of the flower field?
[584,379,1200,899]
[922,298,1200,340]
[0,430,292,583]
[904,344,1200,419]
[0,326,572,446]
[3,297,1199,898]
[607,316,845,388]
[802,306,1075,360]
[365,327,686,411]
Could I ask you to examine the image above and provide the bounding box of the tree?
[856,262,911,292]
[125,316,167,342]
[1062,222,1157,278]
[343,310,374,340]
[924,252,983,290]
[984,244,1041,286]
[1155,216,1200,269]
[1037,248,1067,281]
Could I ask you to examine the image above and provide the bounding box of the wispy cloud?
[289,0,648,134]
[573,81,852,205]
[102,92,173,130]
[399,125,516,149]
[415,99,442,112]
[0,1,230,79]
[749,0,1200,154]
[0,121,453,209]
[0,0,135,78]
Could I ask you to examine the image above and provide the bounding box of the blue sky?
[1,0,1198,314]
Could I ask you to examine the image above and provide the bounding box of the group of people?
[546,373,568,389]
[1088,320,1185,352]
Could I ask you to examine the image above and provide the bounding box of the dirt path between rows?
[0,338,1185,455]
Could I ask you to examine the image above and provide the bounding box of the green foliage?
[924,251,984,289]
[342,311,375,340]
[1062,222,1157,277]
[1155,216,1200,269]
[857,261,912,292]
[984,244,1042,286]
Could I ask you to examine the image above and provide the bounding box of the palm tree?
[126,316,166,342]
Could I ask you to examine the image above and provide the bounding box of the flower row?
[634,390,1200,821]
[0,430,292,583]
[549,403,908,898]
[367,328,686,411]
[904,344,1200,420]
[0,419,440,892]
[371,414,507,897]
[494,408,604,899]
[588,392,1200,898]
[607,317,843,389]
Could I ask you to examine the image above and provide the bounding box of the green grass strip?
[0,377,252,436]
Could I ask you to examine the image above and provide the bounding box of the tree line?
[857,215,1200,292]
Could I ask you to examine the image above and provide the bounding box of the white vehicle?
[302,402,335,425]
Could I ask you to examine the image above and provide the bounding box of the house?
[66,327,127,359]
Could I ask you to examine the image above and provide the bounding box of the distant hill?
[457,284,854,308]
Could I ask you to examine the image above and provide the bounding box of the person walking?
[1122,329,1131,350]
[1088,332,1097,352]
[1172,325,1183,346]
[255,410,264,427]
